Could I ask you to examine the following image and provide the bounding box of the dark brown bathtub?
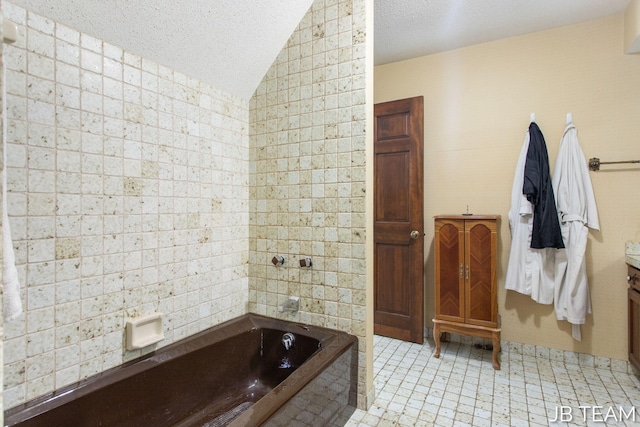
[4,314,358,426]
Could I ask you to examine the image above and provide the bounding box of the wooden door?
[434,219,465,323]
[465,220,498,327]
[374,96,424,343]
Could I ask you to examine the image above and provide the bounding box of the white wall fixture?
[2,19,18,43]
[278,296,299,313]
[125,313,165,350]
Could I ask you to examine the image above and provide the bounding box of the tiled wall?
[2,0,371,412]
[1,4,5,423]
[248,0,368,407]
[2,2,250,408]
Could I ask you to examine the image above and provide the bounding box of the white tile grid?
[2,1,251,408]
[0,4,5,421]
[347,336,640,427]
[248,0,369,408]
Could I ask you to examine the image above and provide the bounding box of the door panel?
[375,244,410,321]
[434,220,465,322]
[376,113,409,140]
[374,96,424,343]
[465,220,498,326]
[629,288,640,371]
[375,152,410,222]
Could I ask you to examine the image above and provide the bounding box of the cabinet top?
[434,214,501,220]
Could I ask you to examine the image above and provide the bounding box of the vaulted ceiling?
[9,0,633,100]
[9,0,315,99]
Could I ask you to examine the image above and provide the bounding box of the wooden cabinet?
[433,215,501,369]
[628,265,640,372]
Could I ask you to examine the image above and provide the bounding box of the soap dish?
[126,312,164,350]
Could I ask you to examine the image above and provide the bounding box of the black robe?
[523,122,565,249]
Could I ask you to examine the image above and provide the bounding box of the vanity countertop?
[626,242,640,270]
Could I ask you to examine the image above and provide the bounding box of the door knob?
[410,230,420,239]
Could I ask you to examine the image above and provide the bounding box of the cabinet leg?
[491,332,501,370]
[434,323,441,358]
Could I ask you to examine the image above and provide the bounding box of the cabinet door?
[629,288,640,372]
[465,220,498,327]
[435,219,465,322]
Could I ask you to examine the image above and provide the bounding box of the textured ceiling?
[9,0,314,100]
[8,0,634,99]
[375,0,632,65]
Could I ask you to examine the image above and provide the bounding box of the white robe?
[552,122,599,341]
[505,126,555,304]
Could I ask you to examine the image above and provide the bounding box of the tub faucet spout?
[282,332,295,350]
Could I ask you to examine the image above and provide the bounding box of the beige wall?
[375,15,640,360]
[625,0,640,53]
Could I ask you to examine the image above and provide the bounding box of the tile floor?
[346,335,640,426]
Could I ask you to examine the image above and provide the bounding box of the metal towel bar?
[588,158,640,171]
